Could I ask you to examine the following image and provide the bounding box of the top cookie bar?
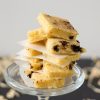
[38,13,78,40]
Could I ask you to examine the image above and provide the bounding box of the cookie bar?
[31,73,65,88]
[46,38,85,55]
[24,68,34,78]
[38,13,78,40]
[33,78,64,88]
[27,58,43,71]
[66,61,76,70]
[43,61,74,78]
[27,28,47,43]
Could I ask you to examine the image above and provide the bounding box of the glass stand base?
[4,63,85,100]
[38,96,49,100]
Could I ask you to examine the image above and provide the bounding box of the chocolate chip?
[71,45,81,52]
[27,71,34,78]
[60,41,68,47]
[77,40,80,43]
[69,64,73,70]
[67,21,70,24]
[79,47,83,52]
[72,61,76,64]
[63,21,67,25]
[69,61,76,70]
[69,36,74,40]
[28,74,32,78]
[40,64,43,69]
[53,45,59,52]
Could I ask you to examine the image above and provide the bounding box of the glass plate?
[4,63,85,100]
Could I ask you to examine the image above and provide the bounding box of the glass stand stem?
[38,96,49,100]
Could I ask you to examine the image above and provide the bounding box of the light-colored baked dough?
[38,13,78,40]
[43,61,74,78]
[27,28,47,43]
[22,13,86,89]
[27,58,43,71]
[46,38,81,55]
[31,72,65,88]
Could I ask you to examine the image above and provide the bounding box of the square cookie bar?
[31,72,65,88]
[46,38,85,55]
[43,61,74,78]
[38,13,78,40]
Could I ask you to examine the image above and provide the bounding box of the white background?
[0,0,100,57]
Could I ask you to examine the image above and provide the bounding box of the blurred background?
[0,0,100,100]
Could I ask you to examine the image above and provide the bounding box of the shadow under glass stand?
[4,63,85,100]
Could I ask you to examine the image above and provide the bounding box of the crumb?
[6,89,20,99]
[0,82,8,88]
[0,95,7,100]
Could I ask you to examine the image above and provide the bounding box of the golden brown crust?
[31,72,65,88]
[38,13,78,40]
[34,78,65,88]
[43,61,74,78]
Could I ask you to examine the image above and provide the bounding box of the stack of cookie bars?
[20,13,86,88]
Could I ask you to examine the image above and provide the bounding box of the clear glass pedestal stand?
[4,63,85,100]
